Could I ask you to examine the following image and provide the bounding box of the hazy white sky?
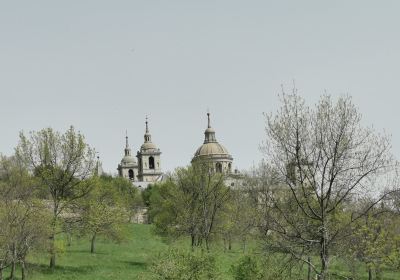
[1,1,399,174]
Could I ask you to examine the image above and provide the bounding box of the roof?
[193,142,232,158]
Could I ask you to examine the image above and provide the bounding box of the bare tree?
[261,92,397,279]
[15,126,96,269]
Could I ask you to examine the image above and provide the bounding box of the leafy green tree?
[15,126,96,269]
[345,207,400,280]
[217,188,256,252]
[97,175,142,222]
[76,176,129,253]
[0,155,50,280]
[150,163,230,250]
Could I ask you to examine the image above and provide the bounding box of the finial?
[207,111,211,128]
[145,116,149,133]
[125,130,129,148]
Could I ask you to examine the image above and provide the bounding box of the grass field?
[5,224,399,279]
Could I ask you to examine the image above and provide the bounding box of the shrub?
[148,249,220,280]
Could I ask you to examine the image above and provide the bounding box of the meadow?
[7,224,399,280]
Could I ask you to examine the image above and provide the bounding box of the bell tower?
[137,117,162,182]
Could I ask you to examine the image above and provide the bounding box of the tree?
[150,163,231,250]
[217,188,256,252]
[0,155,50,280]
[76,176,129,253]
[105,175,142,222]
[261,92,396,279]
[344,204,400,280]
[15,126,96,269]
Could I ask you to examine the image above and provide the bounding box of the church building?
[117,118,163,187]
[117,113,235,189]
[192,113,233,173]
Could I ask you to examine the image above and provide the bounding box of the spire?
[145,115,149,133]
[124,131,131,156]
[144,116,152,143]
[204,112,217,143]
[125,130,129,149]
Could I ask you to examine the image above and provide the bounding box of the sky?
[1,1,400,175]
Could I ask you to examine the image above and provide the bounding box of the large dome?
[194,142,230,157]
[192,113,233,163]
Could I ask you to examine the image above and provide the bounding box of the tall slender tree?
[15,126,96,269]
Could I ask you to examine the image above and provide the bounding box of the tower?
[137,117,162,182]
[192,112,233,173]
[117,132,139,181]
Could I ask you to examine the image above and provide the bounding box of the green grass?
[25,224,168,280]
[4,224,400,279]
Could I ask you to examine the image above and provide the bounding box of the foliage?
[148,249,220,280]
[15,126,96,268]
[0,155,51,280]
[149,163,231,250]
[260,92,396,279]
[231,255,264,280]
[75,176,130,253]
[217,188,257,252]
[343,207,400,279]
[99,175,143,216]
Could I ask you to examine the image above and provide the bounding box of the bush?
[148,249,220,280]
[231,255,264,280]
[231,254,300,280]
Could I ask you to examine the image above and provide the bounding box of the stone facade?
[117,119,162,186]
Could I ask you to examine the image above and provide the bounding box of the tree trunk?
[10,261,15,280]
[67,232,72,247]
[228,237,232,251]
[49,212,57,269]
[319,224,329,280]
[205,238,210,252]
[21,260,26,280]
[307,256,311,280]
[368,268,372,280]
[223,238,226,252]
[49,231,56,269]
[91,233,97,254]
[0,265,3,280]
[191,234,195,250]
[10,243,16,280]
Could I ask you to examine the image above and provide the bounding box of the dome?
[141,142,157,150]
[121,155,137,165]
[194,142,230,157]
[192,112,233,163]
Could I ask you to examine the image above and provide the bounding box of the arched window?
[149,156,155,169]
[216,162,222,173]
[128,169,134,180]
[228,163,232,172]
